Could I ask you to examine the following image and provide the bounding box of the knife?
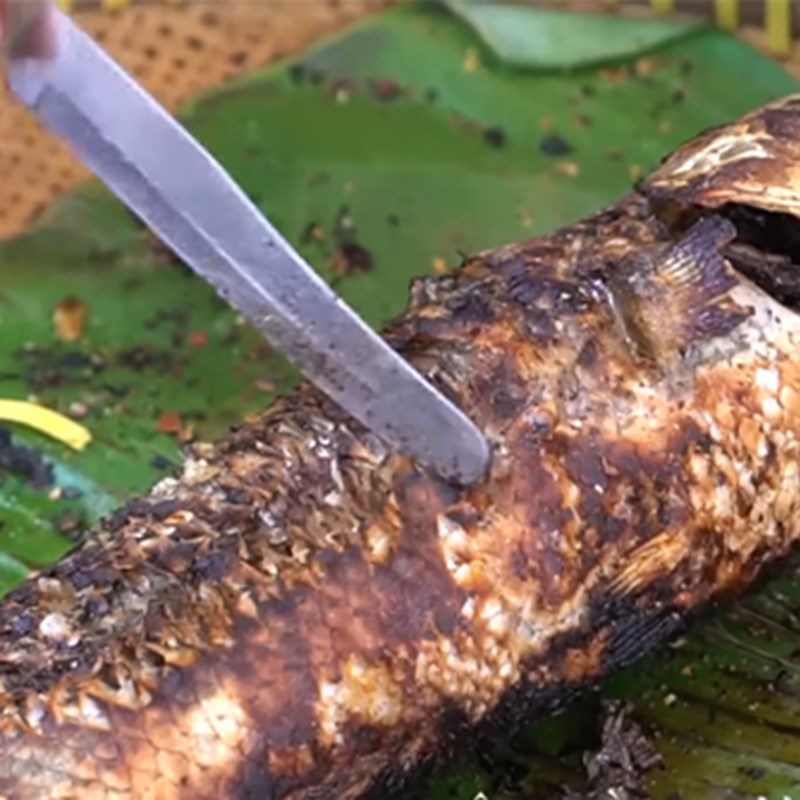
[2,2,490,485]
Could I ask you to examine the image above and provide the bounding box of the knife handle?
[1,0,54,59]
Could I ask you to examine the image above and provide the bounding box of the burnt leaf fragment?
[0,425,54,490]
[540,134,574,157]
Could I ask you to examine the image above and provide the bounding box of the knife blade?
[5,5,490,485]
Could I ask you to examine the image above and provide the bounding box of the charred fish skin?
[3,98,800,800]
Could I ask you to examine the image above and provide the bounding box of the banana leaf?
[446,1,702,70]
[0,3,799,797]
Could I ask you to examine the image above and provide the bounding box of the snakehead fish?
[3,96,800,799]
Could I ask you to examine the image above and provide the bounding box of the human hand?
[0,0,54,59]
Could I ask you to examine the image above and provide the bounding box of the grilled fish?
[2,96,800,800]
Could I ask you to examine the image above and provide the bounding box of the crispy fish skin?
[3,97,800,799]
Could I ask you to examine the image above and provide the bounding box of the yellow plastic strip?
[651,0,675,13]
[0,400,91,451]
[714,0,739,30]
[766,0,792,56]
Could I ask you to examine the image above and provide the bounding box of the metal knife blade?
[6,6,490,485]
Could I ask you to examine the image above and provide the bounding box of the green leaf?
[446,2,701,70]
[0,4,799,797]
[0,551,30,597]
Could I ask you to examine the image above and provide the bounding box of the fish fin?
[609,530,690,597]
[609,216,751,366]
